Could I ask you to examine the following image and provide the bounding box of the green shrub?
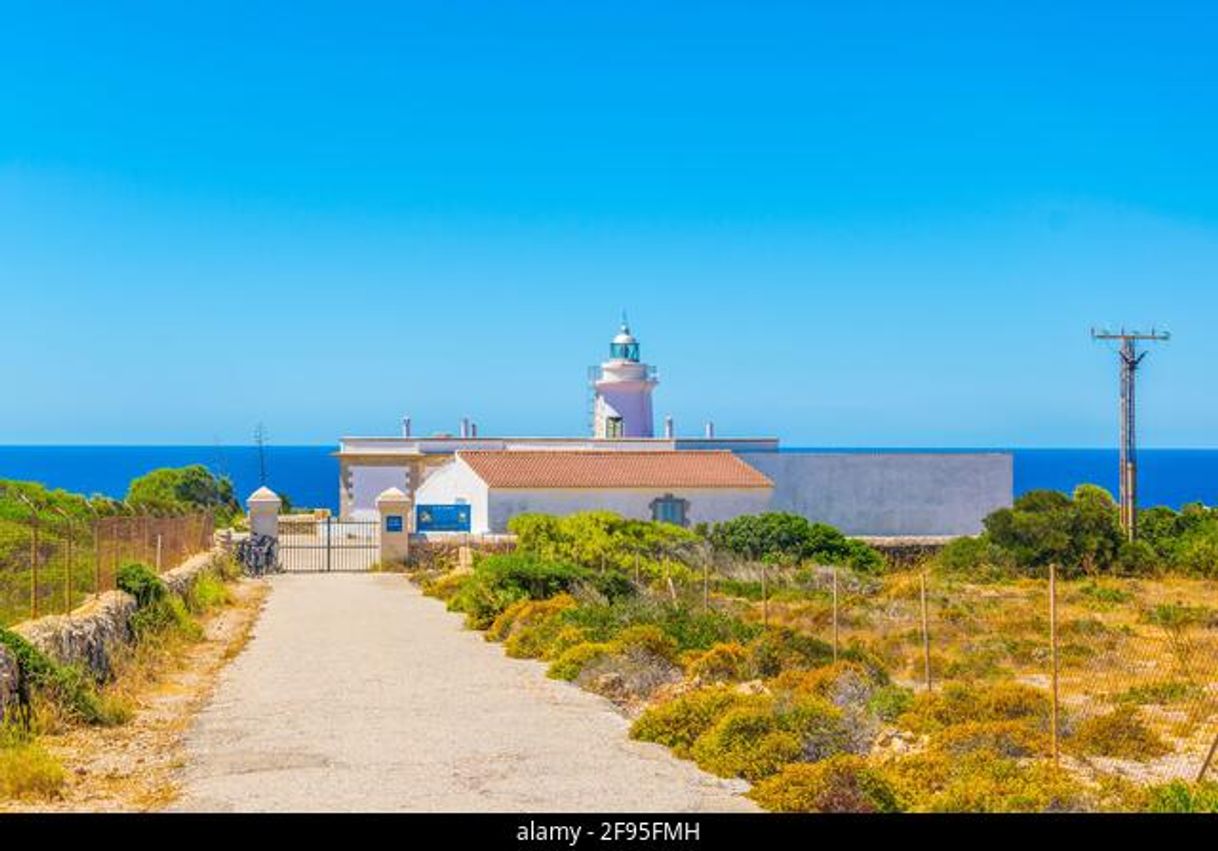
[0,740,66,800]
[750,755,902,813]
[561,597,761,652]
[885,750,1088,812]
[688,642,749,682]
[629,686,747,757]
[1146,780,1218,813]
[613,624,679,661]
[547,642,615,681]
[690,702,803,781]
[932,720,1051,758]
[1069,707,1170,761]
[899,681,1051,734]
[745,628,834,678]
[867,684,915,722]
[185,572,233,614]
[0,628,106,724]
[116,562,167,608]
[1116,680,1201,705]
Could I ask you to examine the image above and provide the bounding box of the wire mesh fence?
[656,553,1218,786]
[0,511,215,627]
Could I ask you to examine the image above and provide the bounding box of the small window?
[651,494,689,527]
[606,416,624,438]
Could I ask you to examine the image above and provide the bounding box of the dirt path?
[172,573,757,812]
[2,579,268,812]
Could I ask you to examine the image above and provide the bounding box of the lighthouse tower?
[593,319,658,439]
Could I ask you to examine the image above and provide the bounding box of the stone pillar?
[376,486,412,565]
[247,486,282,540]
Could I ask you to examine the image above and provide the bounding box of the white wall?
[412,459,490,531]
[486,487,771,533]
[349,465,409,521]
[739,452,1013,536]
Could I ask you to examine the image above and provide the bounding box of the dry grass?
[0,576,269,812]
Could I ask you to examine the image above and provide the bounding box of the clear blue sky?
[3,1,1216,447]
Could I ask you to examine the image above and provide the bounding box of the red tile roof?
[457,450,773,489]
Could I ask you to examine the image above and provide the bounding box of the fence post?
[156,533,163,572]
[832,566,839,664]
[29,512,39,619]
[1049,563,1060,764]
[920,571,932,692]
[702,556,709,613]
[93,517,101,597]
[64,516,73,614]
[761,561,769,627]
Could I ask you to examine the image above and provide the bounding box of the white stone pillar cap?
[247,486,282,507]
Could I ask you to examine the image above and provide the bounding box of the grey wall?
[738,452,1013,537]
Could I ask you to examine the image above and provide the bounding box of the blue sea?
[1,446,1216,514]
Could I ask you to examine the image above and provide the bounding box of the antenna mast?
[253,422,269,487]
[1090,327,1170,540]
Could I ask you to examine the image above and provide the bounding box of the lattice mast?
[1090,328,1170,540]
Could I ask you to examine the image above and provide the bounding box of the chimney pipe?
[470,421,478,438]
[402,416,412,438]
[460,417,470,439]
[664,416,674,439]
[704,420,715,439]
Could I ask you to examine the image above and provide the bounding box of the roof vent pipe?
[460,418,470,439]
[664,416,674,439]
[470,422,478,438]
[704,420,715,439]
[402,416,412,438]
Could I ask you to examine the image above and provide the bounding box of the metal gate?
[277,517,380,573]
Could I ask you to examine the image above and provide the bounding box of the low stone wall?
[0,548,231,717]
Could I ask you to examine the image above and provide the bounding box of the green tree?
[125,465,240,523]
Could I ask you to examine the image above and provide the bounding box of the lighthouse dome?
[609,322,640,361]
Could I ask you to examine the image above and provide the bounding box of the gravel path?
[173,573,757,812]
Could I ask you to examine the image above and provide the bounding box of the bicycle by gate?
[276,516,380,573]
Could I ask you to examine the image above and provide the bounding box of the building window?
[606,416,624,438]
[651,494,689,527]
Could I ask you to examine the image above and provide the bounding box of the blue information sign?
[385,515,403,533]
[416,504,471,532]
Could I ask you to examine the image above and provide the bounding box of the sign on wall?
[385,515,403,533]
[416,504,471,533]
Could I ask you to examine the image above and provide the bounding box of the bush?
[1146,780,1218,813]
[688,643,749,683]
[561,597,762,652]
[486,594,577,645]
[185,572,233,614]
[1070,707,1170,761]
[883,750,1088,812]
[116,562,167,608]
[690,702,804,781]
[613,624,679,662]
[0,740,65,800]
[745,628,834,678]
[867,684,915,722]
[706,513,885,573]
[547,642,615,681]
[0,628,106,724]
[899,681,1051,734]
[575,645,683,704]
[447,554,632,630]
[932,720,1051,758]
[750,755,902,813]
[630,686,747,757]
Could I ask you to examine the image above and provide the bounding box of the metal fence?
[0,511,215,627]
[685,556,1218,785]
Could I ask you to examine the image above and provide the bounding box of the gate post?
[247,487,282,541]
[375,487,412,566]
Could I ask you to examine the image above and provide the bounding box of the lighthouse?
[592,318,658,439]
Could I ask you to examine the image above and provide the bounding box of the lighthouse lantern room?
[593,319,658,439]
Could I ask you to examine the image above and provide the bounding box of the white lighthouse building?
[592,320,658,439]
